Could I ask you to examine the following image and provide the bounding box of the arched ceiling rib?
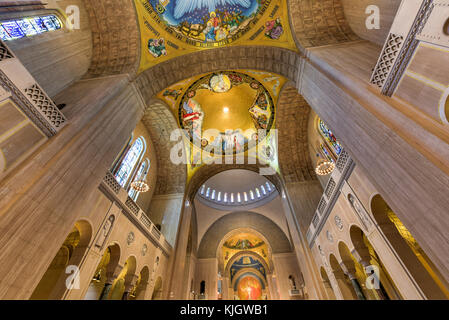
[277,86,316,182]
[141,99,186,195]
[288,0,360,50]
[83,0,141,77]
[197,211,292,259]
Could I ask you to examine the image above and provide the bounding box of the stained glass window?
[320,144,335,163]
[200,185,205,195]
[250,190,255,200]
[128,158,150,200]
[243,192,248,202]
[115,137,145,187]
[0,15,62,41]
[261,185,266,195]
[318,119,342,158]
[255,188,261,198]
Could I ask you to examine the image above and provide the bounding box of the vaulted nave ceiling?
[134,0,298,72]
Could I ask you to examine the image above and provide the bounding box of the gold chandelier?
[131,179,149,193]
[315,158,335,176]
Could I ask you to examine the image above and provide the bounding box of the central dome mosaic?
[177,70,275,154]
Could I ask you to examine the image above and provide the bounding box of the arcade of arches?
[0,0,449,300]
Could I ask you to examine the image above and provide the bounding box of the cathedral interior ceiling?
[83,0,358,78]
[197,211,291,258]
[83,0,353,194]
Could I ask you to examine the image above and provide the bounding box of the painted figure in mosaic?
[265,18,283,40]
[148,38,168,58]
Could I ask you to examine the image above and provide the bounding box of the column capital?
[106,263,124,284]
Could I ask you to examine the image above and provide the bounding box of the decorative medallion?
[141,244,148,256]
[127,231,135,245]
[334,215,344,231]
[326,230,334,243]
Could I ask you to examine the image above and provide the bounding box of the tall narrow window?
[115,137,145,188]
[318,119,342,158]
[0,15,62,41]
[128,158,150,201]
[211,190,216,200]
[200,185,206,195]
[255,188,261,198]
[266,182,272,192]
[224,193,228,203]
[261,185,266,195]
[243,192,248,202]
[250,190,255,200]
[217,192,222,202]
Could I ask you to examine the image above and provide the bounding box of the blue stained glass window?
[30,17,48,33]
[42,15,59,30]
[0,26,12,41]
[0,14,61,41]
[319,120,343,157]
[115,137,145,187]
[16,18,37,36]
[1,21,24,39]
[320,144,334,163]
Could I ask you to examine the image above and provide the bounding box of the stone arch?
[349,224,401,300]
[197,211,292,259]
[232,268,268,291]
[83,0,140,77]
[287,0,359,51]
[30,219,93,300]
[152,276,163,300]
[277,85,316,182]
[217,228,274,274]
[338,241,367,299]
[133,265,150,300]
[329,253,357,300]
[142,99,187,195]
[84,242,122,300]
[370,194,449,299]
[109,255,137,300]
[224,250,272,277]
[320,266,336,300]
[135,46,301,102]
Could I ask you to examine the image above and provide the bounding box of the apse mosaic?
[156,69,285,180]
[237,275,263,300]
[230,256,266,282]
[134,0,298,72]
[222,232,269,268]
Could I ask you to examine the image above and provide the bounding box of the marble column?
[166,203,192,299]
[100,264,123,300]
[122,274,139,300]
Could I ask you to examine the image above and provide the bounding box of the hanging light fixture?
[315,154,335,176]
[131,170,150,193]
